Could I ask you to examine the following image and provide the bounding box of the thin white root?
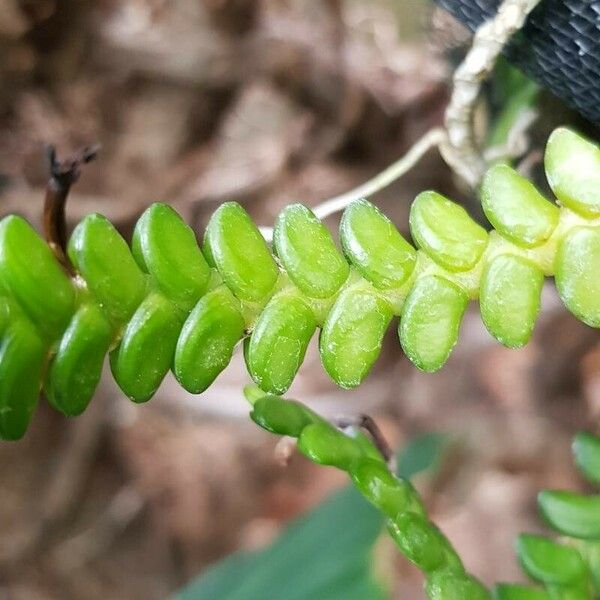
[440,0,543,187]
[312,127,446,221]
[483,108,539,163]
[257,0,540,238]
[259,127,445,241]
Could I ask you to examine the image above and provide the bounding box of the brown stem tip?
[43,144,100,271]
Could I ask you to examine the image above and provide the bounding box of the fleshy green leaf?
[410,191,488,272]
[573,540,600,594]
[538,490,600,540]
[0,304,45,440]
[0,216,75,339]
[399,275,468,372]
[425,571,491,600]
[480,254,543,348]
[340,199,416,290]
[174,286,245,394]
[47,302,112,416]
[516,534,587,585]
[274,204,349,299]
[545,128,600,218]
[320,287,393,388]
[250,395,323,437]
[555,227,600,328]
[247,293,316,395]
[481,165,558,248]
[388,513,464,575]
[111,292,182,402]
[494,583,550,600]
[69,214,147,326]
[297,422,364,470]
[350,458,425,519]
[203,202,278,303]
[573,432,600,486]
[132,203,211,311]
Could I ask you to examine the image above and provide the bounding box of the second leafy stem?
[247,388,600,600]
[248,389,491,600]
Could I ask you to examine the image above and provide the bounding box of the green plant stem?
[245,387,491,599]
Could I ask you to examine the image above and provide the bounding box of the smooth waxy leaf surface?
[0,304,45,440]
[0,216,75,339]
[545,127,600,218]
[410,191,488,272]
[274,204,349,299]
[174,287,245,394]
[320,287,393,388]
[481,165,559,247]
[133,203,211,311]
[247,293,316,394]
[250,395,323,437]
[388,513,464,575]
[538,490,600,540]
[111,292,182,402]
[298,422,366,470]
[573,432,600,485]
[341,199,416,289]
[480,254,543,347]
[400,276,468,372]
[516,534,587,585]
[555,227,600,328]
[69,214,147,326]
[350,458,424,519]
[47,302,113,416]
[203,202,278,303]
[425,571,490,600]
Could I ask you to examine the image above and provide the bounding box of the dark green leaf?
[173,487,386,600]
[538,490,600,540]
[175,432,447,600]
[494,583,550,600]
[397,432,448,479]
[516,534,587,585]
[573,432,600,486]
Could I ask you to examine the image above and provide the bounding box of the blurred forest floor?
[0,1,598,599]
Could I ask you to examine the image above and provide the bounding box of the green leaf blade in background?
[174,487,386,600]
[174,432,448,600]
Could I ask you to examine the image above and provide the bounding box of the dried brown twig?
[44,144,99,272]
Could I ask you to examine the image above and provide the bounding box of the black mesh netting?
[436,0,600,123]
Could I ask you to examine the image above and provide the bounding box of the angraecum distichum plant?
[0,127,599,438]
[0,126,599,598]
